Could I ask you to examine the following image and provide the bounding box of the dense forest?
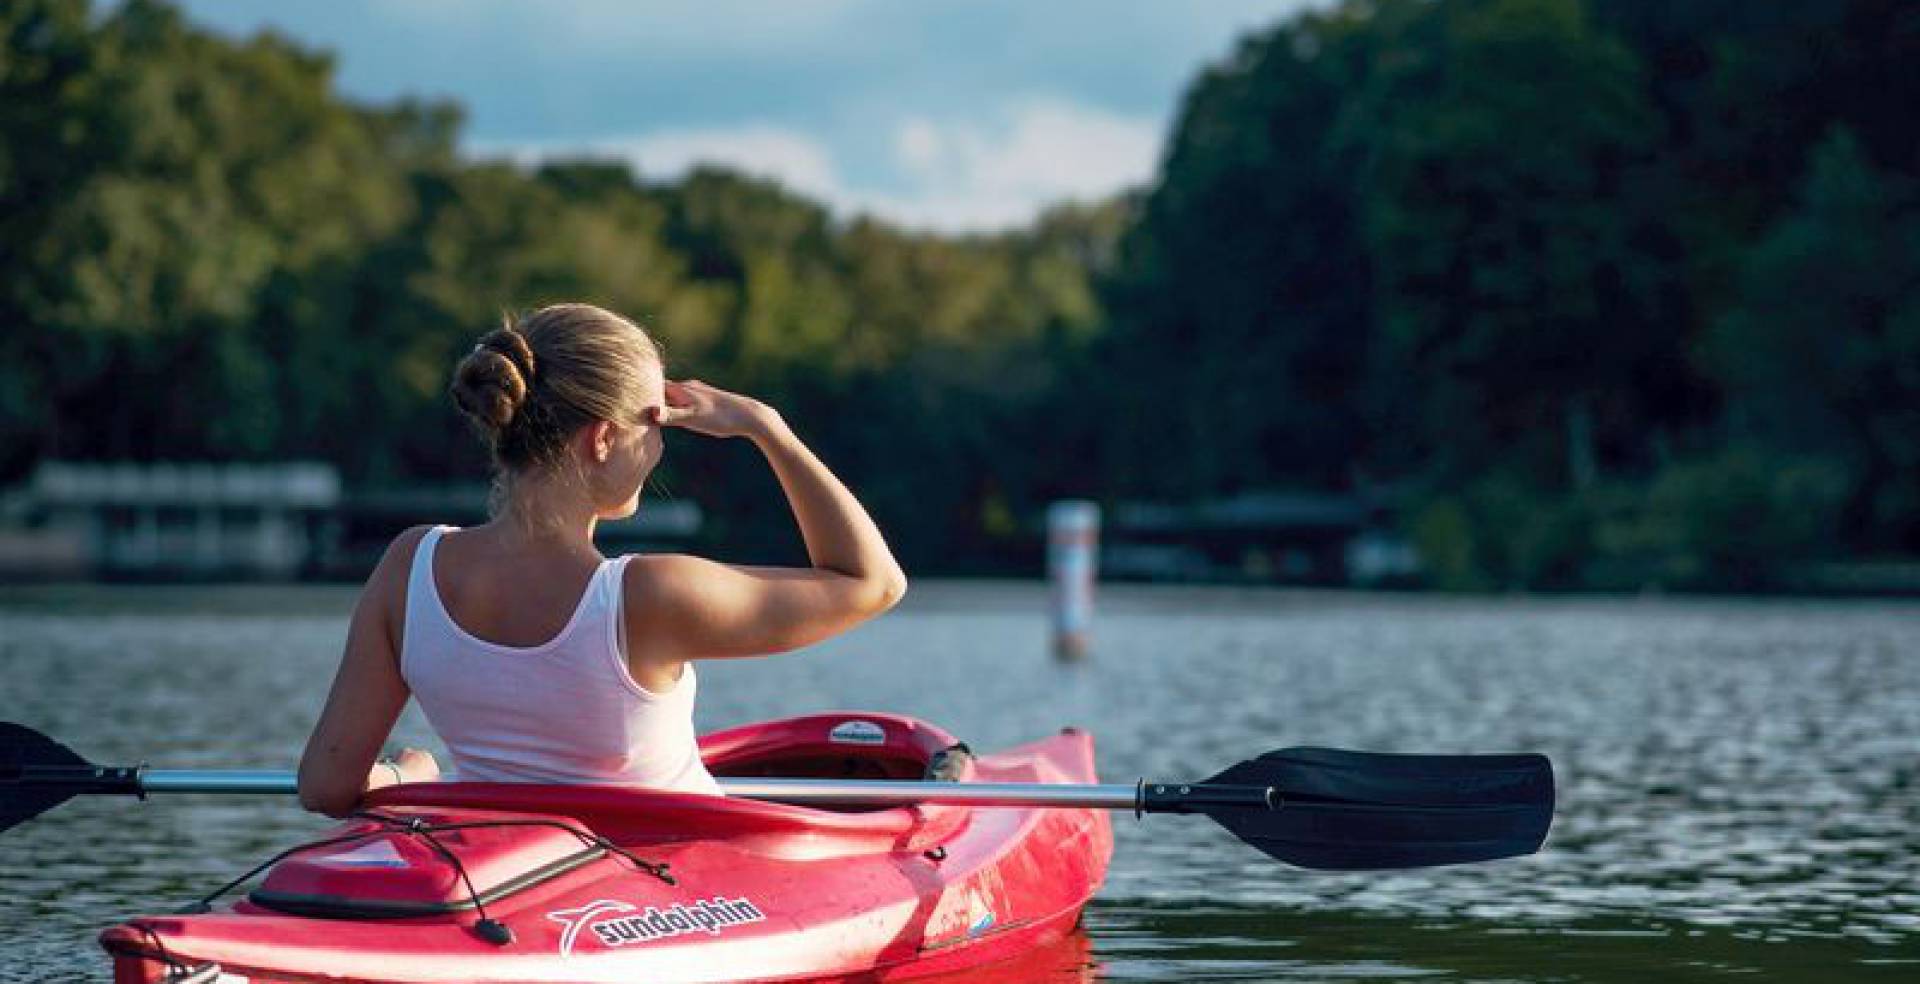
[2,0,1916,589]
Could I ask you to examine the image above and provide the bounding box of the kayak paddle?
[1,721,1552,870]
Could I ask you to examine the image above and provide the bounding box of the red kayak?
[100,713,1112,983]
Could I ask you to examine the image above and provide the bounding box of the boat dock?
[0,462,701,581]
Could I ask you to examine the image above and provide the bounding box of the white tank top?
[399,526,721,795]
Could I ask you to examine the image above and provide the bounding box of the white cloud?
[609,128,845,203]
[387,0,863,54]
[895,119,946,174]
[467,99,1161,233]
[885,100,1161,220]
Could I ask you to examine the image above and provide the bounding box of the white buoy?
[1047,501,1100,659]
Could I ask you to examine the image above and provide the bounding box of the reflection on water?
[3,583,1917,980]
[1088,905,1920,982]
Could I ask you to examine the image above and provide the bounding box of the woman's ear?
[587,420,614,463]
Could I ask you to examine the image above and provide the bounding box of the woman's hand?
[364,747,440,791]
[395,747,441,782]
[657,380,778,440]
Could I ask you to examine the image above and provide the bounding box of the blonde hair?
[450,303,663,473]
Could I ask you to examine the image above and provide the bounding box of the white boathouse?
[13,461,341,578]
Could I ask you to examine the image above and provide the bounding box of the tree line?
[1087,0,1918,589]
[2,0,1914,589]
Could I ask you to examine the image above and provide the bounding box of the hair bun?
[451,327,535,434]
[478,327,536,381]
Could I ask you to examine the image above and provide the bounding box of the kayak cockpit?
[362,713,974,855]
[699,711,972,785]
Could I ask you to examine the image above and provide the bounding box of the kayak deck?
[101,713,1112,983]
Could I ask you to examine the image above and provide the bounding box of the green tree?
[1092,7,1376,498]
[1707,127,1920,552]
[0,0,111,474]
[1342,0,1661,487]
[3,0,417,467]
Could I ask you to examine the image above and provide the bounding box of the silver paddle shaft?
[718,778,1142,809]
[141,770,300,794]
[137,769,1145,810]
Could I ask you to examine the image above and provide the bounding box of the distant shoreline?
[4,578,1918,619]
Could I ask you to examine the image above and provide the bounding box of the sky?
[172,1,1319,232]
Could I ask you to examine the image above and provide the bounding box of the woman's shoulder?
[364,525,441,604]
[377,525,440,574]
[336,525,443,648]
[619,551,698,597]
[617,552,729,622]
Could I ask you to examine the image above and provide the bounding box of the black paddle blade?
[0,721,92,833]
[1203,747,1554,870]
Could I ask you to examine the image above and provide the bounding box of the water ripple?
[3,586,1916,980]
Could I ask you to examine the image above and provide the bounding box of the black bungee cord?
[177,811,675,947]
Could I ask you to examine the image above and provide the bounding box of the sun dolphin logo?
[547,899,636,958]
[546,897,769,956]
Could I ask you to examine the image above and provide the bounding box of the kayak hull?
[101,713,1111,983]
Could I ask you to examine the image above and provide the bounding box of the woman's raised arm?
[626,381,906,663]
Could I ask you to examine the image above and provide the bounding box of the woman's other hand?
[364,747,440,792]
[657,380,777,440]
[395,747,441,782]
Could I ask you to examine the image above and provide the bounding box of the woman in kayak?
[297,303,908,816]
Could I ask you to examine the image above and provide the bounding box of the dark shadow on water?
[1088,901,1920,982]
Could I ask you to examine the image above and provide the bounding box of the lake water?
[3,582,1916,981]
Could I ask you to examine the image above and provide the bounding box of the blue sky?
[174,1,1318,231]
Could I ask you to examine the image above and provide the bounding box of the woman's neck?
[496,475,601,552]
